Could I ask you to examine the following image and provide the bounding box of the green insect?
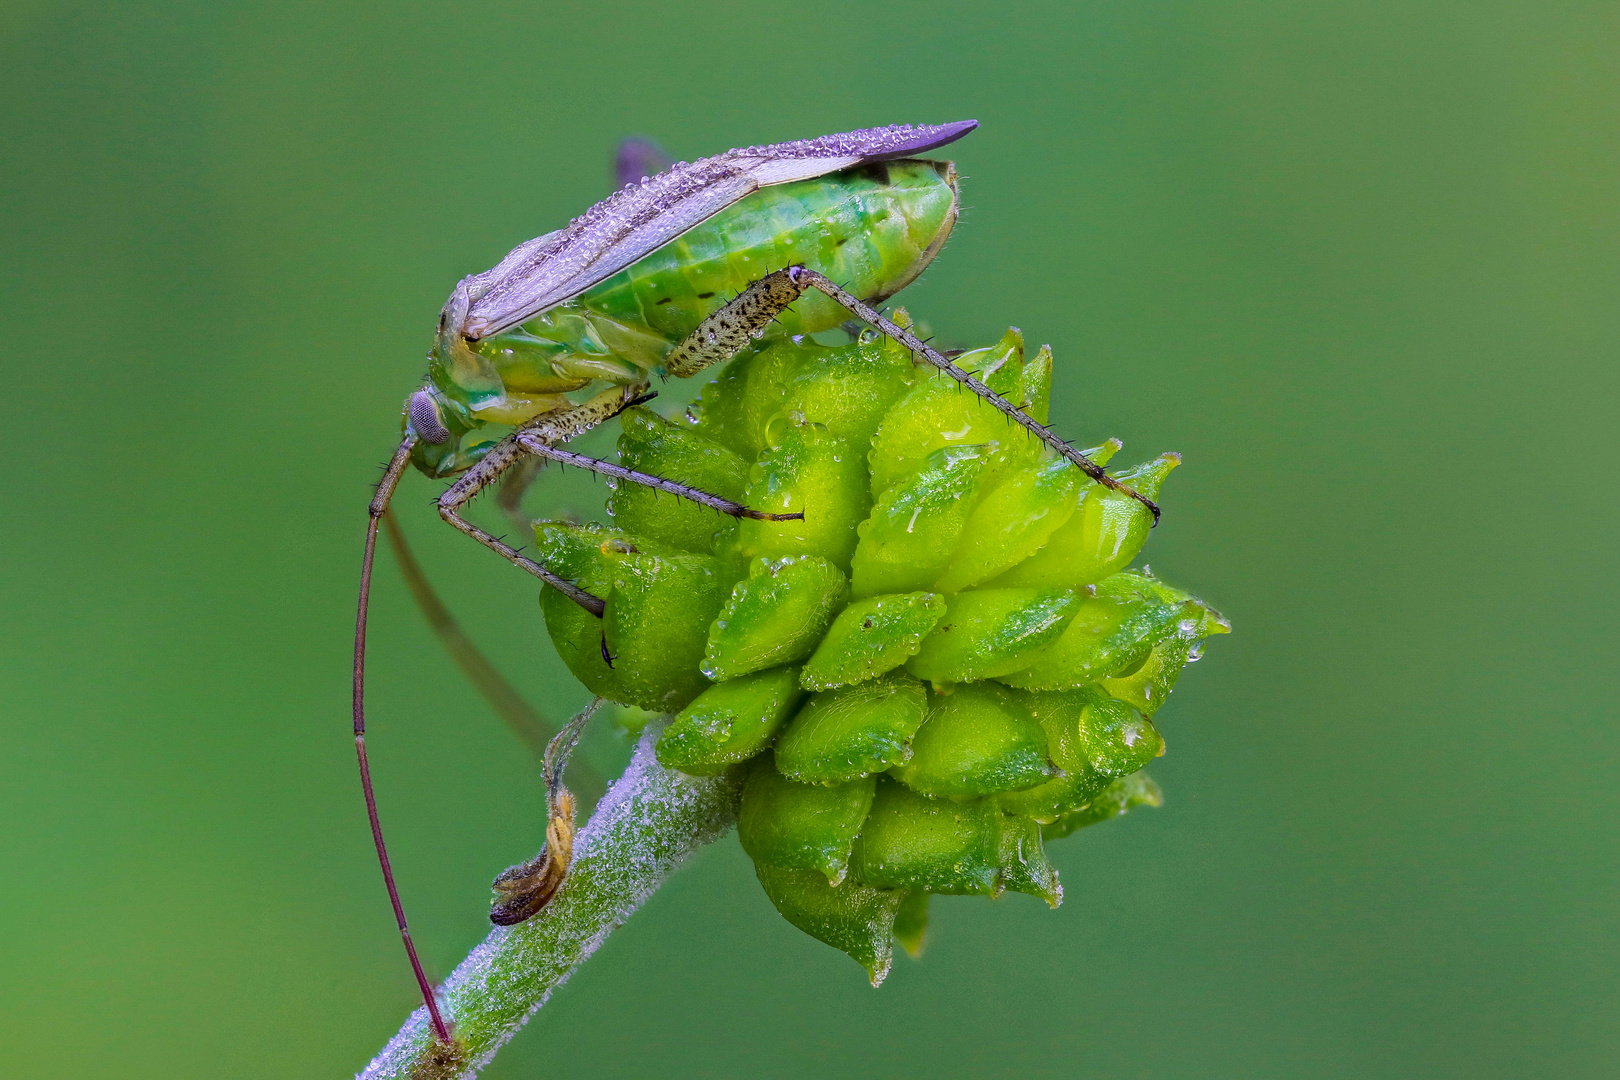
[351,122,1158,1044]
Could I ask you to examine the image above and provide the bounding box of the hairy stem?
[358,725,742,1079]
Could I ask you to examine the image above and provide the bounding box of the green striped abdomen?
[417,159,960,473]
[577,159,959,344]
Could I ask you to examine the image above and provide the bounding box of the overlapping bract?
[537,316,1227,983]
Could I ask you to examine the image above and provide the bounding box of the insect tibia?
[516,436,803,522]
[490,789,576,926]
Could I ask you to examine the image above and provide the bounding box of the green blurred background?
[2,2,1615,1076]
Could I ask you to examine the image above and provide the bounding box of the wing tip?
[869,119,980,161]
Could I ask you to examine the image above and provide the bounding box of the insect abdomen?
[579,159,960,342]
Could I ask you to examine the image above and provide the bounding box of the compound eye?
[408,390,450,444]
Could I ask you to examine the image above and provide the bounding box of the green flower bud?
[536,522,721,710]
[849,777,1002,895]
[990,453,1179,591]
[702,555,848,680]
[533,324,1227,979]
[890,683,1053,798]
[1078,695,1164,776]
[688,338,819,458]
[775,331,914,447]
[609,407,749,554]
[754,864,905,987]
[774,673,929,784]
[738,755,875,883]
[535,521,632,701]
[734,420,870,570]
[1100,602,1231,715]
[1042,771,1163,840]
[850,445,994,597]
[933,453,1084,593]
[853,440,1120,592]
[998,572,1200,691]
[656,666,805,775]
[688,324,918,465]
[800,592,947,691]
[602,549,727,711]
[1018,343,1053,426]
[908,588,1081,684]
[1023,687,1098,774]
[892,889,929,958]
[954,327,1027,397]
[994,767,1112,824]
[1024,686,1162,777]
[997,812,1062,907]
[867,328,1043,498]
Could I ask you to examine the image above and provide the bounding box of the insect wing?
[455,121,978,340]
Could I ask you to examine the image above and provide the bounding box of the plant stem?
[358,725,742,1079]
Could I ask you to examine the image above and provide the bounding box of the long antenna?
[353,435,452,1045]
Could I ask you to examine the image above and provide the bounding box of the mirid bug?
[352,121,1158,1045]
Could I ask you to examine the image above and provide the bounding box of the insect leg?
[436,386,648,617]
[354,435,454,1045]
[440,384,802,611]
[663,269,808,379]
[512,436,803,523]
[801,270,1159,521]
[382,508,607,808]
[664,268,1160,523]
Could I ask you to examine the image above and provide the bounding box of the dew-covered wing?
[454,121,978,340]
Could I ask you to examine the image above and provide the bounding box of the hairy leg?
[663,266,1159,522]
